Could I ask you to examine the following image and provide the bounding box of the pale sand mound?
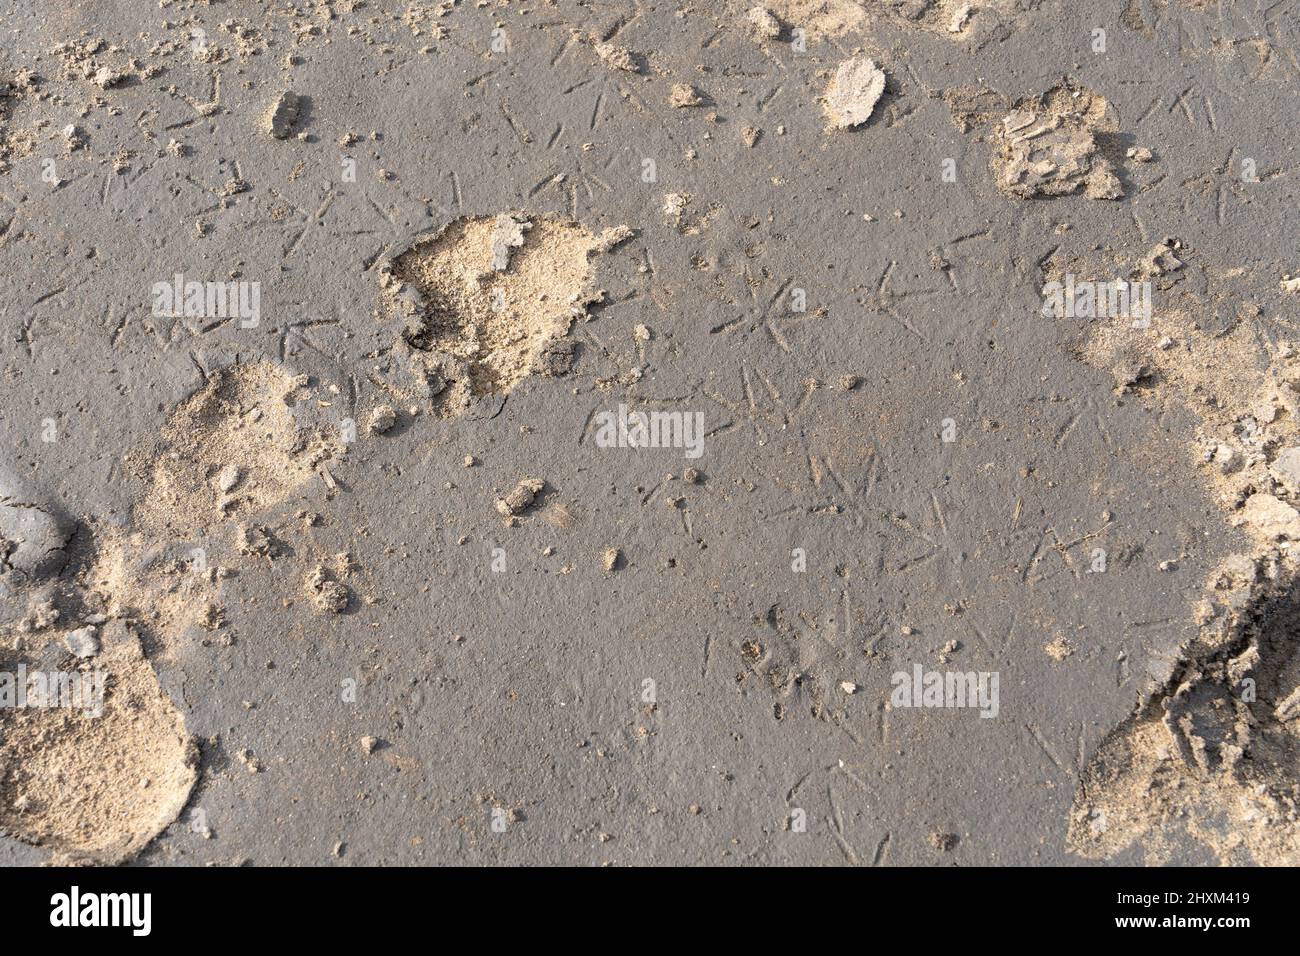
[131,361,337,536]
[0,622,197,863]
[381,213,605,408]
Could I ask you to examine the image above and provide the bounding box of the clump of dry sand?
[746,0,1033,42]
[823,56,886,130]
[130,362,339,536]
[379,213,617,413]
[0,621,197,863]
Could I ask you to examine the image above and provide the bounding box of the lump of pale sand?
[824,57,886,130]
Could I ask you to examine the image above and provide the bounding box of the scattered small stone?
[489,213,532,272]
[682,467,702,484]
[19,600,59,633]
[237,748,263,773]
[215,464,241,493]
[662,192,690,224]
[1111,355,1153,393]
[590,224,636,254]
[359,735,380,755]
[92,66,129,89]
[1138,237,1183,277]
[633,324,652,342]
[62,124,87,151]
[191,810,213,839]
[463,455,477,467]
[1044,635,1074,660]
[235,524,278,558]
[1239,493,1300,541]
[1213,443,1240,475]
[335,552,358,577]
[1275,685,1300,723]
[948,3,973,32]
[1126,146,1154,162]
[594,40,640,73]
[305,566,350,613]
[602,547,622,572]
[929,831,958,851]
[741,125,761,147]
[840,681,857,694]
[1271,447,1300,490]
[199,602,225,631]
[1281,276,1300,294]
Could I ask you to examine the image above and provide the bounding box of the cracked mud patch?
[0,480,70,583]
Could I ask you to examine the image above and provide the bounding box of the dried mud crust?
[750,0,1039,42]
[377,213,621,414]
[945,81,1127,200]
[0,473,70,582]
